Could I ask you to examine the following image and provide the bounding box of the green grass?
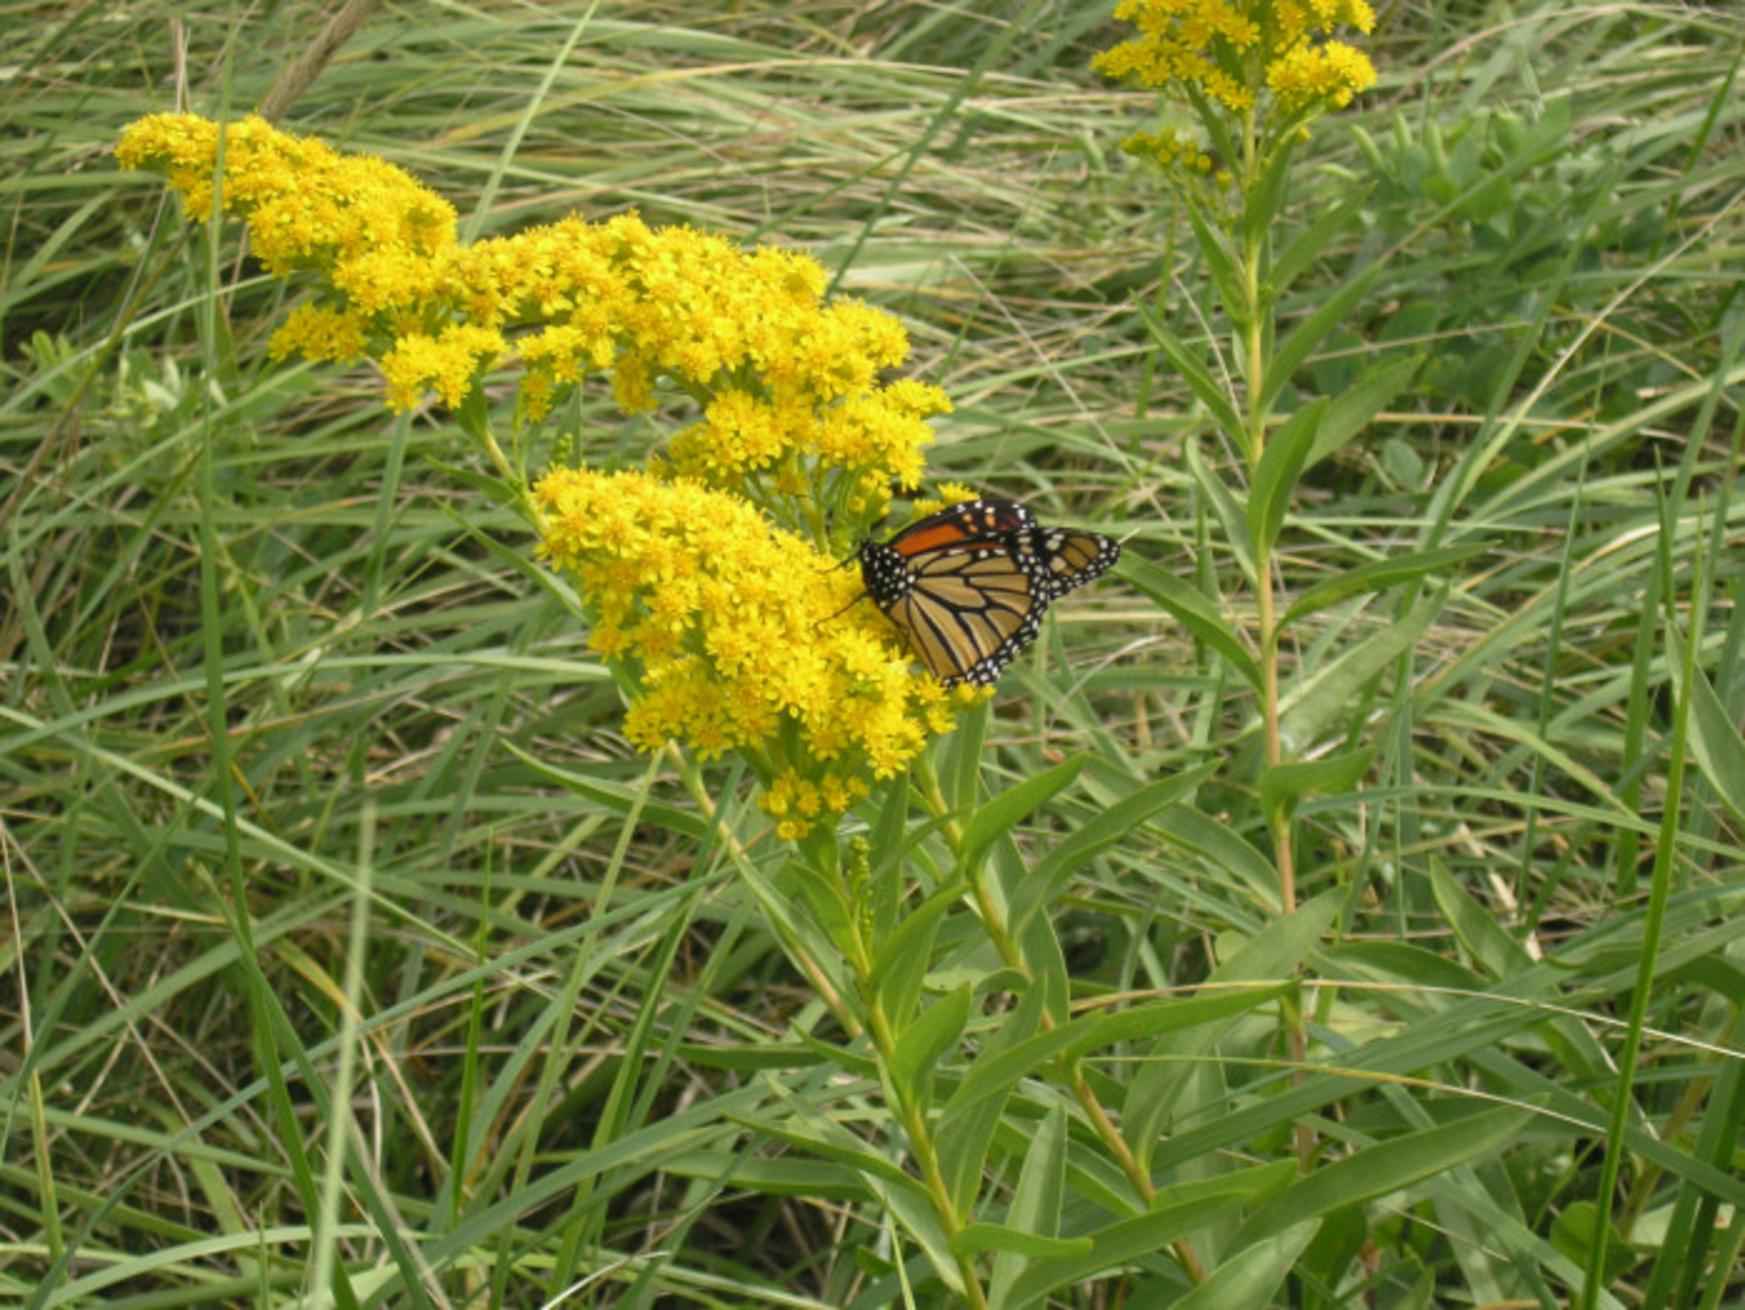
[5,2,1745,1307]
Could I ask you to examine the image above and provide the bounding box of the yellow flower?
[1265,39,1376,110]
[761,768,873,840]
[120,113,969,844]
[379,325,507,411]
[1095,0,1375,118]
[535,469,958,794]
[119,115,945,498]
[116,113,456,280]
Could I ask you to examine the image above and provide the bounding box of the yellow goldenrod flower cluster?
[114,113,457,277]
[535,469,963,837]
[118,112,967,843]
[115,113,944,514]
[1094,0,1376,117]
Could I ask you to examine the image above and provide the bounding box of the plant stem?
[1238,114,1308,1166]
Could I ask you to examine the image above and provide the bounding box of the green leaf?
[1121,556,1262,693]
[871,882,962,1027]
[868,774,911,942]
[1242,134,1299,250]
[1152,803,1283,914]
[956,1225,1089,1261]
[941,1021,1079,1128]
[868,1172,964,1295]
[1125,894,1341,1171]
[1186,438,1256,585]
[1004,1195,1248,1309]
[1279,590,1443,753]
[1260,260,1385,416]
[944,697,991,814]
[1077,985,1292,1051]
[1308,353,1421,470]
[1186,195,1251,327]
[1171,1221,1319,1310]
[942,981,1046,1215]
[1272,197,1365,300]
[988,1104,1070,1308]
[1138,307,1246,451]
[1018,907,1073,1025]
[890,984,972,1092]
[1553,1203,1635,1284]
[783,856,855,955]
[1259,747,1372,826]
[943,986,1285,1130]
[738,1108,916,1191]
[501,741,705,838]
[1280,545,1481,629]
[957,756,1087,880]
[660,1150,866,1200]
[1157,1160,1298,1211]
[1231,1106,1535,1246]
[1010,769,1212,936]
[1428,860,1533,982]
[1674,632,1745,828]
[1249,398,1325,556]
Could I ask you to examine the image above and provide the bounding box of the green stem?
[1238,115,1308,1167]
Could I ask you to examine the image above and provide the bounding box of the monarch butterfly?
[856,497,1121,687]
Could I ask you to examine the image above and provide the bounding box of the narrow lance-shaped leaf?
[889,984,973,1093]
[1242,133,1299,250]
[1170,1221,1320,1310]
[1186,437,1256,584]
[1230,1106,1535,1246]
[1278,589,1443,752]
[1121,556,1261,692]
[1009,769,1213,937]
[1126,894,1342,1171]
[1281,544,1480,629]
[1271,196,1366,300]
[1667,617,1745,828]
[1249,398,1325,557]
[957,755,1087,880]
[1259,747,1373,828]
[985,1104,1079,1307]
[1139,306,1247,453]
[871,881,961,1030]
[1260,259,1386,416]
[1186,192,1252,329]
[1308,352,1421,470]
[1003,1195,1249,1310]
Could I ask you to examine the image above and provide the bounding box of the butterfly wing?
[857,497,1118,687]
[1017,527,1122,599]
[885,543,1046,685]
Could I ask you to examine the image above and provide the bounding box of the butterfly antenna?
[815,589,868,632]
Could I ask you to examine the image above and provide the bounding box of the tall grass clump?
[4,2,1744,1308]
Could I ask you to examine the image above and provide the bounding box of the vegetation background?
[3,1,1743,1306]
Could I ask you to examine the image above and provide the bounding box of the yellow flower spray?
[118,111,966,842]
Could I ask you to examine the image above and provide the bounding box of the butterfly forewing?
[856,496,1118,687]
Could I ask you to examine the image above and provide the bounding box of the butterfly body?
[856,497,1120,687]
